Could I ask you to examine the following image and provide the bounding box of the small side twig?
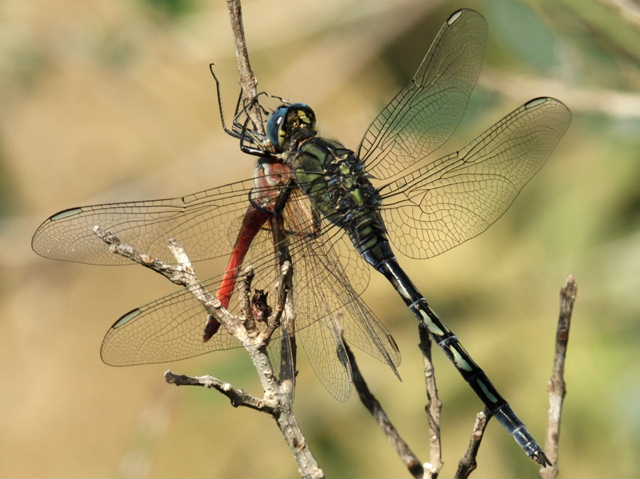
[455,409,491,479]
[418,322,443,478]
[94,226,241,333]
[333,324,424,479]
[94,227,323,479]
[165,370,274,413]
[540,275,577,479]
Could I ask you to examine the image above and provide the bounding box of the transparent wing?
[297,293,400,402]
[379,97,571,259]
[99,197,383,375]
[100,223,277,364]
[32,176,314,266]
[358,8,487,180]
[293,225,400,401]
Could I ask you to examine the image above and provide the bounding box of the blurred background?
[1,0,639,476]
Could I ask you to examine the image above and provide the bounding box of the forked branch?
[93,227,323,479]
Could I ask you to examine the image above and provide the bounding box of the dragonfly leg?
[209,63,245,140]
[208,64,269,155]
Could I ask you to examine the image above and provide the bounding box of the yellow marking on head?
[297,110,312,125]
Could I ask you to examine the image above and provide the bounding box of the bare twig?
[265,215,305,468]
[333,324,424,479]
[241,266,256,328]
[165,370,275,413]
[93,228,323,479]
[93,3,323,477]
[94,226,241,337]
[269,214,297,396]
[418,322,443,478]
[540,275,577,479]
[226,0,264,134]
[455,410,491,479]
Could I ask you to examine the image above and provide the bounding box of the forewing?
[358,9,487,180]
[31,177,289,265]
[380,97,571,259]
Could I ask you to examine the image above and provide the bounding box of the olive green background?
[1,0,639,476]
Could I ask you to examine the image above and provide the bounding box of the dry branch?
[165,370,274,413]
[540,275,577,479]
[455,410,491,479]
[333,325,424,479]
[93,227,323,479]
[225,0,265,134]
[418,322,443,478]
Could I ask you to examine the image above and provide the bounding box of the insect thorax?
[292,137,392,262]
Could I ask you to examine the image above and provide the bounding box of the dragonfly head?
[267,103,317,152]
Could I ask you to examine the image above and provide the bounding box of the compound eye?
[267,106,290,151]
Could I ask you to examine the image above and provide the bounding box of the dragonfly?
[32,8,570,466]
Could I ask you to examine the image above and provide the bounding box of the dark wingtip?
[447,8,484,26]
[31,207,84,257]
[111,308,142,329]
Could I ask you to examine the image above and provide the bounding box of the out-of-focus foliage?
[140,0,200,21]
[489,0,559,73]
[1,0,639,477]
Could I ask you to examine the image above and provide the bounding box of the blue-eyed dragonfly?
[32,9,570,466]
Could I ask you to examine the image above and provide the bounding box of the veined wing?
[296,235,400,401]
[379,97,571,259]
[100,195,377,372]
[100,222,278,364]
[32,175,314,266]
[357,8,487,180]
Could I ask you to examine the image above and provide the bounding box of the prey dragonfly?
[32,9,570,466]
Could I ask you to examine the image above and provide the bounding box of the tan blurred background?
[2,0,639,476]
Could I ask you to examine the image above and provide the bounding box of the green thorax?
[291,137,392,262]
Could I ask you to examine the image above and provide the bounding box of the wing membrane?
[380,97,571,259]
[32,176,318,266]
[100,196,382,378]
[293,222,399,401]
[358,8,487,180]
